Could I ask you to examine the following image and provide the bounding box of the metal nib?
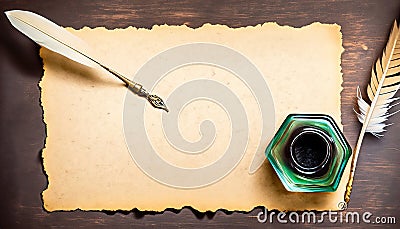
[147,94,169,112]
[125,81,168,112]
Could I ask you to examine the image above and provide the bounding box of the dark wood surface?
[1,0,399,228]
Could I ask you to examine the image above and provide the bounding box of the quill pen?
[5,10,168,112]
[345,21,400,202]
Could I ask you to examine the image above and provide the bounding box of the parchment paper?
[41,23,348,212]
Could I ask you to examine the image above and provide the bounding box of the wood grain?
[0,0,399,228]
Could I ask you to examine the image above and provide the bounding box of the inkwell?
[266,114,352,192]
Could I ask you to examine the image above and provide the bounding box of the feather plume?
[5,10,96,68]
[354,21,400,137]
[346,20,400,202]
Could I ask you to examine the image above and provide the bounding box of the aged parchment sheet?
[41,23,347,211]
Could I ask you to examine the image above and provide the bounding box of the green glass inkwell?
[266,114,352,192]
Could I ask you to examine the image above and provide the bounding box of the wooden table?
[0,0,399,227]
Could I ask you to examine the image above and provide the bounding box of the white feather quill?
[5,10,168,111]
[346,21,400,202]
[5,10,96,68]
